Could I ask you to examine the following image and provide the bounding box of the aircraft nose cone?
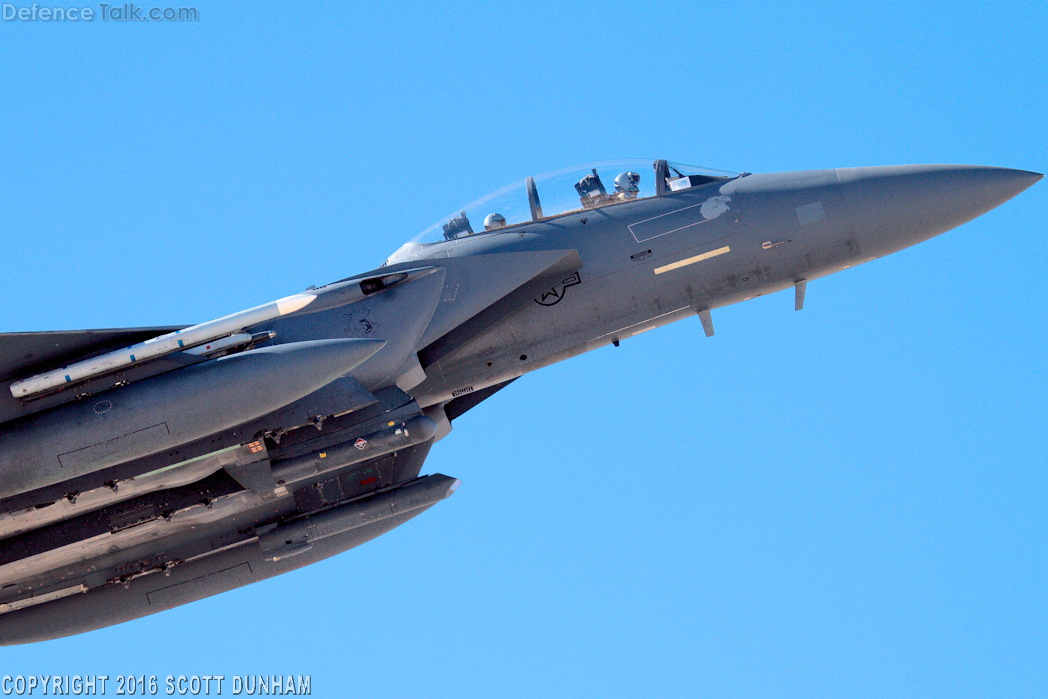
[837,165,1042,257]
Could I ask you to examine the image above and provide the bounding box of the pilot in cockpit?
[575,169,608,208]
[442,211,473,240]
[613,171,640,201]
[576,169,642,208]
[484,213,507,231]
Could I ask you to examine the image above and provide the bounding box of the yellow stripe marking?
[653,245,731,275]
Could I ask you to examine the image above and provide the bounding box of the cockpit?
[384,159,740,266]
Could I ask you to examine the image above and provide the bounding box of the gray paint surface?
[0,161,1039,643]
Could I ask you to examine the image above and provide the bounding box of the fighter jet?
[0,160,1039,643]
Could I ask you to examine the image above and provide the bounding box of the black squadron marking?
[534,272,582,307]
[342,308,380,337]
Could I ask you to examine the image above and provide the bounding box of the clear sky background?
[1,2,1045,697]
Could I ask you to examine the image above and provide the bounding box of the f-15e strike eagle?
[0,159,1039,643]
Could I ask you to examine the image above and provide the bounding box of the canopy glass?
[384,159,739,266]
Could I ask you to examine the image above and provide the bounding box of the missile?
[0,338,384,500]
[9,294,317,399]
[258,474,461,561]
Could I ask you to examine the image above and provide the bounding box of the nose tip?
[837,165,1042,256]
[941,166,1043,214]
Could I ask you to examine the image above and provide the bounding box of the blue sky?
[1,2,1045,697]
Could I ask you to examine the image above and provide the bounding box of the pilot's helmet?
[615,171,640,194]
[484,213,507,231]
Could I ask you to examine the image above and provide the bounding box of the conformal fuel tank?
[0,338,384,500]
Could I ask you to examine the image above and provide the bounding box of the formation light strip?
[653,245,731,275]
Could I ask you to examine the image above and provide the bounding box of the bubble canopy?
[384,159,740,266]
